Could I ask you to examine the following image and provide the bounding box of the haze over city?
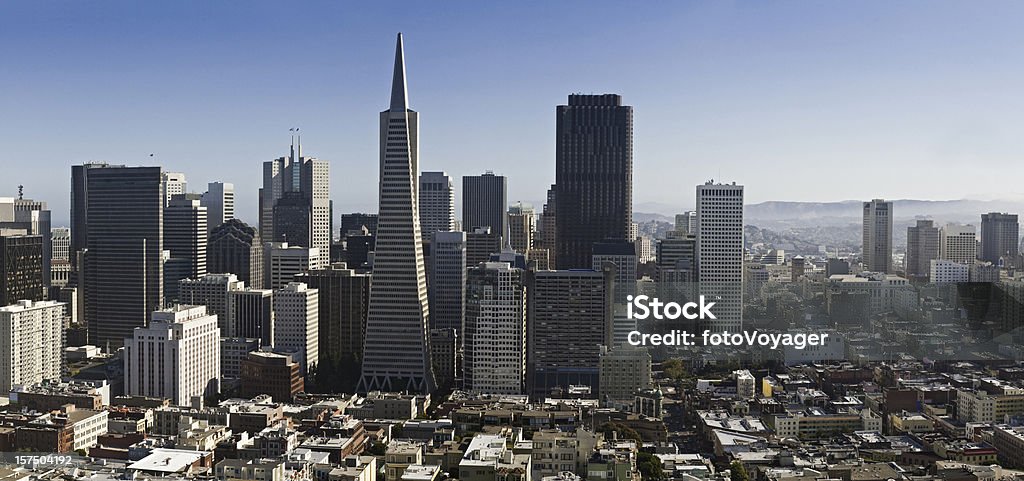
[4,1,1024,224]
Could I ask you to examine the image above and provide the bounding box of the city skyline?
[6,2,1024,226]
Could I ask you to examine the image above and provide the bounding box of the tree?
[730,461,749,481]
[637,452,665,480]
[599,422,642,443]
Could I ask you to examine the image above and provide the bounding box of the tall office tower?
[429,231,466,335]
[264,243,320,290]
[862,199,893,273]
[462,172,508,240]
[201,182,235,234]
[161,172,187,207]
[981,213,1019,264]
[940,223,977,265]
[696,182,745,332]
[906,220,940,282]
[675,211,697,235]
[526,267,614,398]
[359,33,435,394]
[123,305,220,406]
[0,300,65,390]
[230,289,273,345]
[164,194,208,302]
[466,227,501,267]
[593,242,637,347]
[259,138,331,265]
[179,273,245,335]
[70,163,110,275]
[80,165,164,348]
[50,227,71,289]
[208,219,263,289]
[0,197,52,290]
[0,231,45,306]
[628,222,638,242]
[272,282,318,374]
[419,171,456,235]
[339,213,378,239]
[295,264,370,366]
[555,94,633,270]
[343,231,375,270]
[507,203,535,255]
[465,261,526,395]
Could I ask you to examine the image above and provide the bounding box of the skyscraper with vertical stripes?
[358,33,435,394]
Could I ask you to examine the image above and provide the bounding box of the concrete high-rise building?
[0,300,65,391]
[201,182,235,234]
[862,199,893,273]
[272,282,318,374]
[429,231,466,336]
[696,182,745,332]
[0,197,52,290]
[50,227,71,289]
[260,138,331,265]
[465,261,525,395]
[906,220,940,282]
[940,223,977,265]
[161,172,187,207]
[634,236,654,264]
[555,94,633,270]
[507,203,535,255]
[164,194,207,302]
[264,243,321,290]
[526,267,614,398]
[179,273,245,336]
[419,171,456,235]
[675,211,697,235]
[123,305,220,406]
[462,172,508,244]
[230,289,273,345]
[295,264,370,365]
[981,213,1019,264]
[80,165,164,348]
[358,33,434,394]
[209,219,264,289]
[0,231,45,307]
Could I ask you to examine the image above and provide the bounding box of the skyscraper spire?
[390,33,409,111]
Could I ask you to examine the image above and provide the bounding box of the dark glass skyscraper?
[79,165,164,348]
[554,94,633,270]
[462,172,507,240]
[209,219,264,289]
[981,212,1019,265]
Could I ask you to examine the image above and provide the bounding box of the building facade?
[862,199,893,273]
[555,94,633,270]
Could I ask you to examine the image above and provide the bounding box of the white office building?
[696,182,745,332]
[0,300,65,390]
[179,273,246,336]
[419,171,456,235]
[161,172,187,207]
[201,182,235,234]
[930,260,969,284]
[465,261,525,395]
[272,282,318,373]
[123,305,221,406]
[940,223,977,265]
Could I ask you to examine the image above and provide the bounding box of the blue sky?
[2,1,1024,225]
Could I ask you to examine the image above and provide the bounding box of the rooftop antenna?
[17,185,23,200]
[289,128,296,161]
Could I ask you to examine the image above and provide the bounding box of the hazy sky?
[3,1,1024,225]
